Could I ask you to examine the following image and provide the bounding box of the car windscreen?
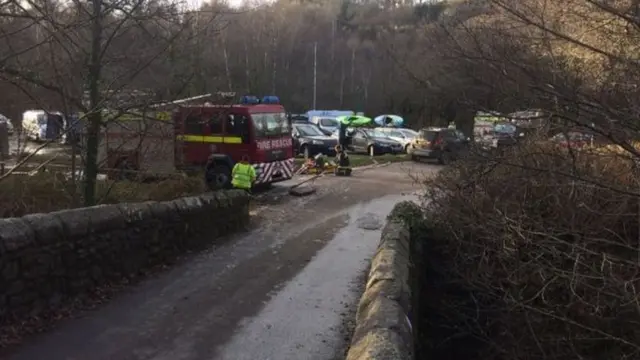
[418,130,437,141]
[319,118,338,127]
[384,130,404,138]
[364,129,387,138]
[252,112,290,137]
[295,124,325,136]
[494,123,516,134]
[400,129,418,137]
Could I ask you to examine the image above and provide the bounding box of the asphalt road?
[4,161,439,360]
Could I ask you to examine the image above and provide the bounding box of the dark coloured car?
[289,114,309,123]
[410,127,470,164]
[292,123,338,157]
[492,122,523,147]
[349,128,404,156]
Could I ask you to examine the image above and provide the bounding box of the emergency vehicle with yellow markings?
[97,94,294,189]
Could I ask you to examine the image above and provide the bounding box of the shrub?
[420,141,640,359]
[0,173,206,218]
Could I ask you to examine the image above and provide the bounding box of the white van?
[22,110,66,143]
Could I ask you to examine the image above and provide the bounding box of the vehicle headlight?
[312,140,324,145]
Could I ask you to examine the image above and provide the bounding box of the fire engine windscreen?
[251,112,290,137]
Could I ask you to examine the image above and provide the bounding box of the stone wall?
[345,201,417,360]
[0,190,250,322]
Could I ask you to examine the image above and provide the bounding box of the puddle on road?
[355,212,383,230]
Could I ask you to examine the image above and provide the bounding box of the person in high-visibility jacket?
[232,155,257,191]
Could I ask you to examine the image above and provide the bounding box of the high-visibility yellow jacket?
[232,162,256,189]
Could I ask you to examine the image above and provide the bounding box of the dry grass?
[421,140,640,359]
[0,173,206,218]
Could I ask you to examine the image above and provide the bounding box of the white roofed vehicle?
[22,110,66,143]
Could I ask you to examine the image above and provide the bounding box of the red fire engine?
[97,94,294,189]
[175,95,294,189]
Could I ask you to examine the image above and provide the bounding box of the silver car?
[309,117,339,136]
[376,127,418,153]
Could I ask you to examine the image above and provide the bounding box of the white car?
[376,127,418,153]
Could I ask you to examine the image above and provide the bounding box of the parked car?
[410,127,470,164]
[309,116,340,136]
[330,127,354,138]
[492,122,523,147]
[549,132,593,149]
[292,122,338,157]
[349,128,404,156]
[288,113,308,123]
[0,114,13,135]
[397,128,419,139]
[376,127,418,153]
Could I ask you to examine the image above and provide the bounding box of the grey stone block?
[0,218,35,253]
[148,201,178,221]
[116,203,152,225]
[379,221,410,254]
[352,296,412,347]
[346,328,412,360]
[22,213,65,246]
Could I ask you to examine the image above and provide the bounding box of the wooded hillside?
[2,0,637,127]
[2,0,639,204]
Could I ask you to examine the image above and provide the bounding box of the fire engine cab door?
[183,111,208,165]
[203,114,225,156]
[222,113,251,158]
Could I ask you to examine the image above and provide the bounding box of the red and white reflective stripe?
[254,159,294,183]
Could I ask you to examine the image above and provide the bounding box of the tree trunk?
[263,48,268,92]
[84,0,104,207]
[271,36,277,94]
[340,60,345,107]
[362,67,371,108]
[350,47,355,93]
[244,41,250,92]
[331,20,335,62]
[223,36,233,91]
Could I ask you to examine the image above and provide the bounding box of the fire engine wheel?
[206,164,231,190]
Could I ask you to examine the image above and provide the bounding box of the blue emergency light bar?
[239,95,280,105]
[261,96,280,104]
[240,95,260,105]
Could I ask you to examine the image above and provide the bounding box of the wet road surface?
[5,161,439,360]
